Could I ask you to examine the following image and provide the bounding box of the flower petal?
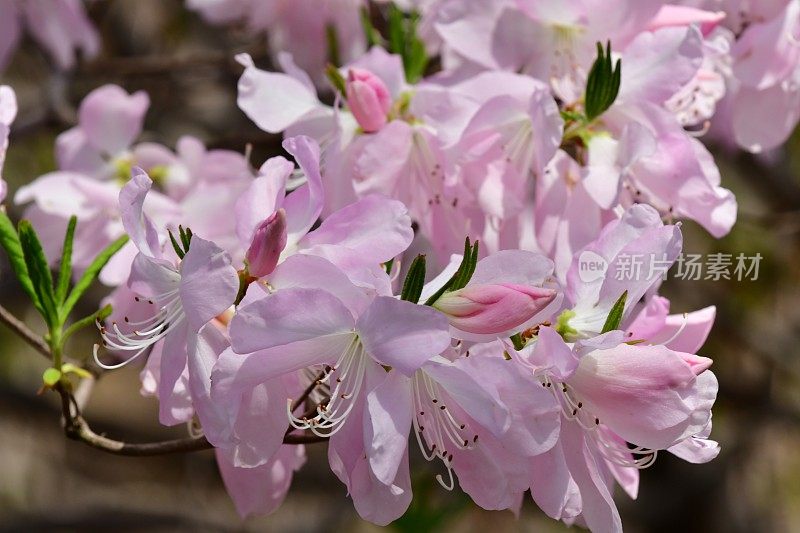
[357,297,451,376]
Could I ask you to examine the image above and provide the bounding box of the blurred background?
[1,2,799,531]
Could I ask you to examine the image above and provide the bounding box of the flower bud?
[346,68,392,133]
[433,284,557,335]
[245,208,287,278]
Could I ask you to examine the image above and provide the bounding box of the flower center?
[94,288,186,369]
[287,336,366,437]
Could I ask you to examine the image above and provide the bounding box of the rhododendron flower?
[96,169,239,425]
[234,135,413,289]
[0,0,99,71]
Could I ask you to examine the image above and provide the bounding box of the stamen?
[94,288,185,370]
[287,337,365,437]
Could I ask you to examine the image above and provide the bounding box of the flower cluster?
[2,0,797,531]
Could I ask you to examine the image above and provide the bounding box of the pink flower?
[212,262,452,524]
[233,135,414,292]
[216,445,306,519]
[0,0,99,71]
[57,84,150,177]
[347,68,393,132]
[245,208,287,277]
[96,169,240,426]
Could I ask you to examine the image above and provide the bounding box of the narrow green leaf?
[360,7,382,48]
[178,225,188,250]
[18,220,58,327]
[510,333,525,351]
[387,5,405,56]
[450,238,479,291]
[168,229,185,260]
[325,24,341,67]
[424,238,480,305]
[62,304,112,344]
[600,290,628,334]
[0,211,40,312]
[400,254,426,303]
[61,235,129,321]
[325,63,347,94]
[55,216,77,305]
[384,258,395,275]
[61,363,93,379]
[584,41,620,122]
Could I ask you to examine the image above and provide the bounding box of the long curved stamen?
[653,312,689,347]
[287,336,366,437]
[94,288,185,370]
[411,370,476,491]
[541,375,659,470]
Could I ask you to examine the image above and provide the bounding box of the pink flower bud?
[245,208,287,278]
[433,284,557,335]
[346,68,392,133]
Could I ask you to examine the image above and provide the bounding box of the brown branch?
[0,304,326,456]
[60,403,325,456]
[290,368,328,413]
[0,304,51,360]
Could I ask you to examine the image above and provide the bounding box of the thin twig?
[290,368,329,413]
[0,304,51,360]
[0,305,326,456]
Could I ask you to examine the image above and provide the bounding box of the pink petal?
[364,371,413,485]
[357,296,451,376]
[236,53,321,133]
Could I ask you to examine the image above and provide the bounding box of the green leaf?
[18,220,58,327]
[61,363,93,380]
[387,5,405,56]
[383,257,395,275]
[55,216,77,305]
[325,63,347,95]
[400,254,426,303]
[450,239,479,291]
[179,225,192,251]
[0,211,40,312]
[325,24,341,67]
[424,238,479,306]
[386,6,429,83]
[584,41,621,121]
[42,367,62,387]
[168,229,185,259]
[62,304,112,344]
[600,290,628,334]
[61,235,129,322]
[510,333,525,351]
[360,7,382,48]
[404,18,429,83]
